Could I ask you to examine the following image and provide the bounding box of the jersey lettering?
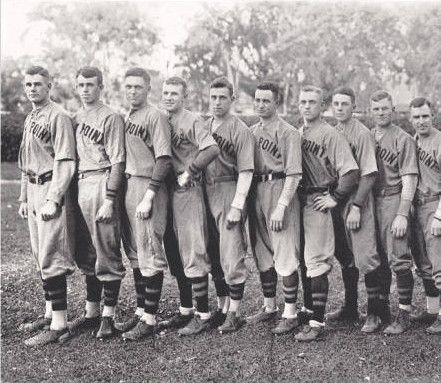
[302,139,326,158]
[77,122,104,144]
[417,146,438,170]
[29,121,51,143]
[376,145,398,165]
[258,136,281,159]
[213,132,235,158]
[125,121,147,141]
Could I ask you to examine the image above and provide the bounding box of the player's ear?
[147,84,152,92]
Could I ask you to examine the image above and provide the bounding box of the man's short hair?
[370,90,392,103]
[333,86,356,104]
[76,66,103,86]
[409,97,432,112]
[210,76,234,97]
[300,85,323,100]
[124,67,151,84]
[25,66,50,79]
[256,81,281,104]
[164,76,188,96]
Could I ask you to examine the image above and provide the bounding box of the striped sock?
[365,269,381,315]
[422,278,439,298]
[103,280,121,308]
[190,276,209,313]
[260,268,277,298]
[177,275,193,309]
[133,268,146,310]
[311,274,329,323]
[282,272,299,304]
[396,269,414,307]
[42,280,52,318]
[144,272,164,315]
[229,283,245,301]
[46,274,67,311]
[86,275,102,302]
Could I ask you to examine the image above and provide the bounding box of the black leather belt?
[414,195,440,206]
[77,168,109,180]
[125,173,151,179]
[253,172,285,182]
[27,170,53,185]
[299,185,329,195]
[374,184,402,197]
[206,175,237,184]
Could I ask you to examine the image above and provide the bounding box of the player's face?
[411,104,433,137]
[76,75,102,105]
[254,89,277,119]
[299,91,322,122]
[162,83,185,113]
[23,74,51,106]
[370,98,393,128]
[209,87,232,118]
[125,76,150,108]
[332,94,354,123]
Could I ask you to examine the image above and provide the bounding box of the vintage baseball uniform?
[412,128,441,290]
[249,116,302,277]
[121,104,171,277]
[74,102,126,282]
[169,109,217,278]
[372,124,418,272]
[300,120,359,278]
[204,115,254,285]
[18,101,76,280]
[334,118,381,275]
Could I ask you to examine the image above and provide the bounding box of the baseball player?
[296,85,359,342]
[162,76,220,336]
[112,67,172,340]
[325,87,384,333]
[17,65,76,346]
[69,66,126,339]
[409,97,441,334]
[203,76,254,333]
[246,81,303,335]
[370,90,418,334]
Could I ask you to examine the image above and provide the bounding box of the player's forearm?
[231,171,253,210]
[18,172,28,202]
[332,169,360,202]
[396,174,418,217]
[277,174,302,207]
[352,172,377,208]
[148,156,172,193]
[434,198,441,220]
[45,160,75,204]
[188,145,220,176]
[106,162,126,201]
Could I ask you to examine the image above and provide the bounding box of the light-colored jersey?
[18,101,76,175]
[205,115,254,182]
[300,120,358,188]
[125,104,171,177]
[372,124,418,191]
[74,102,126,172]
[415,128,441,197]
[250,116,302,176]
[335,118,377,176]
[168,109,216,175]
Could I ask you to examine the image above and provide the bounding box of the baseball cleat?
[19,316,51,333]
[210,309,227,328]
[426,316,441,335]
[122,320,155,341]
[361,314,382,333]
[326,306,359,322]
[24,328,71,346]
[410,310,438,325]
[218,312,246,334]
[294,324,324,342]
[178,315,211,336]
[114,315,140,332]
[383,309,411,335]
[246,306,278,324]
[68,315,100,334]
[96,317,120,339]
[272,317,300,335]
[157,312,193,330]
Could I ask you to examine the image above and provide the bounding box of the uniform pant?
[27,181,76,280]
[412,199,441,290]
[172,183,211,278]
[249,179,300,277]
[205,181,248,285]
[121,176,168,277]
[75,173,125,282]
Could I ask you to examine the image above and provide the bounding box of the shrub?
[1,113,25,162]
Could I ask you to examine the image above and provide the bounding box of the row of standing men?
[18,65,441,346]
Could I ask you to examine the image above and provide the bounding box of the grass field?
[1,163,440,383]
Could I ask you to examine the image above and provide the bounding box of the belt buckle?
[37,176,43,185]
[267,174,273,181]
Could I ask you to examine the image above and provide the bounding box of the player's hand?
[177,171,191,187]
[136,196,153,220]
[96,199,114,224]
[270,204,286,232]
[226,207,241,230]
[391,215,408,238]
[312,192,338,212]
[18,202,28,219]
[40,200,59,221]
[430,217,441,236]
[346,205,361,230]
